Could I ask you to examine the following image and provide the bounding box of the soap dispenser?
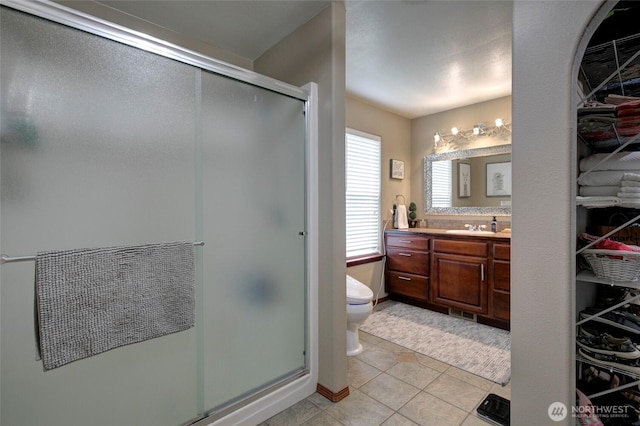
[490,216,498,233]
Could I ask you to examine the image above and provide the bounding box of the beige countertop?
[386,227,511,240]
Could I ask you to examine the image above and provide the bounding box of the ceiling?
[96,0,513,119]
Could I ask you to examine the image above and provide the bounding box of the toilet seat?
[346,275,374,305]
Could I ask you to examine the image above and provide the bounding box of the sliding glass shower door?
[200,70,308,413]
[1,4,310,425]
[1,7,199,426]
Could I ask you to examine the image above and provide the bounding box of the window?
[431,160,452,207]
[345,129,381,259]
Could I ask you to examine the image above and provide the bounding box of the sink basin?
[445,230,496,235]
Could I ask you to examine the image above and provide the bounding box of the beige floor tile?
[386,361,441,389]
[375,339,410,353]
[461,413,495,425]
[381,413,420,425]
[360,331,385,346]
[303,411,346,426]
[396,352,419,363]
[424,375,488,412]
[348,357,383,388]
[307,392,334,410]
[414,353,450,372]
[324,390,394,426]
[357,345,399,371]
[359,373,421,411]
[267,301,511,426]
[399,392,467,426]
[489,381,511,400]
[444,367,494,391]
[265,398,322,426]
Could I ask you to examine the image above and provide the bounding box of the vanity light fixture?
[433,118,512,150]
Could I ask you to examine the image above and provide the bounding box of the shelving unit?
[575,24,640,423]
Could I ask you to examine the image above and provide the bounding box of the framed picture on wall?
[458,163,471,198]
[390,159,404,179]
[486,161,511,197]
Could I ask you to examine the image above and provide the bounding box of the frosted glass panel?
[201,70,307,410]
[1,8,198,426]
[2,5,310,424]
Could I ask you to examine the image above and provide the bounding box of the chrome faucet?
[464,224,487,232]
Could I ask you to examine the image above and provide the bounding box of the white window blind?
[346,129,381,258]
[431,160,452,207]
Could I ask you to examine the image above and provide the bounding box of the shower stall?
[0,2,318,425]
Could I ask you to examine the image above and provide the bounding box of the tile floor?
[262,325,511,425]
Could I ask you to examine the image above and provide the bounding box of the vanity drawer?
[386,271,429,301]
[386,234,429,251]
[386,248,429,276]
[493,243,511,261]
[432,239,488,257]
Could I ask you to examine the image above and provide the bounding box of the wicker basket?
[581,249,640,282]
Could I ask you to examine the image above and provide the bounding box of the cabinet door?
[492,259,511,321]
[431,252,488,314]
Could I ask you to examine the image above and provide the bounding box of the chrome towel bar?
[0,241,205,264]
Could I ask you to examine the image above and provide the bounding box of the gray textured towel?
[35,241,195,370]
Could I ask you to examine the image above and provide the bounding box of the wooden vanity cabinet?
[384,230,510,329]
[431,239,489,315]
[490,243,511,322]
[385,232,430,302]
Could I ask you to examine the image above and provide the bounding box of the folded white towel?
[580,151,640,172]
[620,186,640,193]
[623,172,640,182]
[617,192,640,198]
[578,170,625,186]
[395,204,409,229]
[576,196,621,208]
[620,200,640,208]
[622,179,640,187]
[579,185,619,196]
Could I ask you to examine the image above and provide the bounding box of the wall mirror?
[424,144,511,215]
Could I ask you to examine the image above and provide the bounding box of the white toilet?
[346,275,374,356]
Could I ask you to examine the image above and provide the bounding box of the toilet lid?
[346,275,374,304]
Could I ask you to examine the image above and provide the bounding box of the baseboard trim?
[374,296,389,305]
[316,383,350,403]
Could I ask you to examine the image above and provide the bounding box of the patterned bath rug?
[360,302,511,385]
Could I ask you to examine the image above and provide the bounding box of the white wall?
[512,1,603,423]
[346,96,411,296]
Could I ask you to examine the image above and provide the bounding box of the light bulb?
[451,127,459,135]
[433,132,440,143]
[495,118,503,128]
[473,126,480,136]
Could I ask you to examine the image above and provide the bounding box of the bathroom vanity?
[385,229,511,330]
